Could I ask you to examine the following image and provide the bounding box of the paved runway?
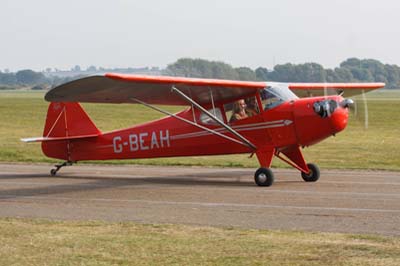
[0,163,399,236]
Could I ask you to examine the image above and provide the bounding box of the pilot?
[245,97,259,116]
[230,99,249,123]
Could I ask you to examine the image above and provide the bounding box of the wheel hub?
[306,169,313,177]
[257,173,267,183]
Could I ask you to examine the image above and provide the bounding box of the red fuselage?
[42,95,348,162]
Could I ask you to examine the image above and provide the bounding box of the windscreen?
[260,83,298,110]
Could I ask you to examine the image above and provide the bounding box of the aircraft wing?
[45,73,266,106]
[288,83,385,97]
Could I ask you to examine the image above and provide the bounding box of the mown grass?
[1,90,399,170]
[0,218,399,266]
[1,93,399,265]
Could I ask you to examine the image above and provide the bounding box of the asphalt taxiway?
[0,163,399,236]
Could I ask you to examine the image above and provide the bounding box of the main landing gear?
[254,163,320,187]
[254,146,321,187]
[50,161,73,176]
[301,163,320,182]
[254,168,274,186]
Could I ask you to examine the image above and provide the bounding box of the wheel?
[254,168,274,187]
[50,169,57,176]
[301,163,320,182]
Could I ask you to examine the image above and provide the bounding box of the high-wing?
[45,73,385,105]
[289,83,385,97]
[45,73,266,106]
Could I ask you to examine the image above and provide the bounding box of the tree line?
[1,57,400,89]
[165,58,400,88]
[0,69,82,90]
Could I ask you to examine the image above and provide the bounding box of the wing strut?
[171,86,257,150]
[130,98,251,148]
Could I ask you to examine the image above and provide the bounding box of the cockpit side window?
[199,107,223,125]
[260,89,283,110]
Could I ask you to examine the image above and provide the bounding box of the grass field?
[1,90,399,170]
[1,91,400,264]
[0,218,399,266]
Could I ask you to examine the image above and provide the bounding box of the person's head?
[233,99,246,113]
[246,97,256,108]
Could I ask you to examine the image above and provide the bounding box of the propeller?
[321,77,368,129]
[311,79,368,129]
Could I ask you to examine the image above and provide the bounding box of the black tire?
[50,169,57,176]
[254,168,274,187]
[301,163,320,182]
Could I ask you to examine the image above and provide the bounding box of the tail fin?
[43,102,100,138]
[41,102,101,160]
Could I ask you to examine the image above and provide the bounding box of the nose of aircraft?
[293,96,352,147]
[312,96,351,133]
[330,99,350,133]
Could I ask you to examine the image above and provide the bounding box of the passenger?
[230,99,249,123]
[246,97,259,116]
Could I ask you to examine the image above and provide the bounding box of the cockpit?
[198,83,299,126]
[260,83,298,110]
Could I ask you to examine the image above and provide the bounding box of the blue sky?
[1,0,399,71]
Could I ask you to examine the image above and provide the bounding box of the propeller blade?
[362,89,369,129]
[324,83,328,99]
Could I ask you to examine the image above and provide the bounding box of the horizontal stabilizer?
[21,134,99,143]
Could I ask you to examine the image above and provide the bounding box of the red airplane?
[22,73,384,186]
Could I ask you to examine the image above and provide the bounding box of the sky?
[1,0,399,71]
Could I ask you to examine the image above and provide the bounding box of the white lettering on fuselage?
[129,134,138,152]
[113,136,123,153]
[113,130,170,154]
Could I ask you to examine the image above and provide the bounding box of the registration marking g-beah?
[22,73,384,186]
[113,130,170,153]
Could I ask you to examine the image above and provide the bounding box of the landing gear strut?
[254,168,274,187]
[50,161,73,176]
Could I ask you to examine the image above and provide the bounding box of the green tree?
[356,59,387,82]
[15,70,46,85]
[295,63,326,82]
[268,63,296,82]
[334,67,354,82]
[384,64,400,88]
[165,58,239,79]
[0,72,17,85]
[72,65,81,72]
[87,65,97,72]
[235,67,257,81]
[325,69,339,82]
[255,67,269,81]
[340,58,361,68]
[340,58,387,83]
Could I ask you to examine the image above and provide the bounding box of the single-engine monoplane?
[22,73,384,186]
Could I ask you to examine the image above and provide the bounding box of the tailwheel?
[49,161,73,176]
[301,163,320,182]
[50,169,58,176]
[254,168,274,187]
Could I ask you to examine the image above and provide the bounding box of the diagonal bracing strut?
[130,98,251,148]
[171,86,257,151]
